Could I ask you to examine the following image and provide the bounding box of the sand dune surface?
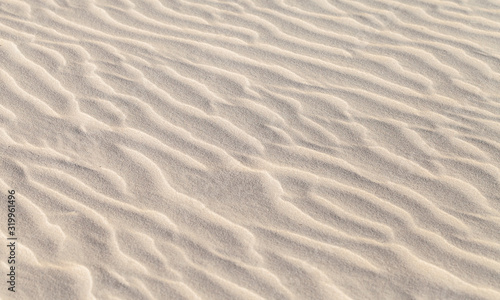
[1,0,500,299]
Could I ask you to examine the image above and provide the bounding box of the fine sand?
[1,0,500,299]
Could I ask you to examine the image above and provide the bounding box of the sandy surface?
[1,0,500,299]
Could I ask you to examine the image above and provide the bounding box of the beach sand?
[1,0,500,299]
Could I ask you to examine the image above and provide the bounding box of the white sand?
[1,0,500,299]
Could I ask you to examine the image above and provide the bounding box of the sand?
[1,0,500,299]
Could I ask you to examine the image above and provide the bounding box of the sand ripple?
[1,0,500,299]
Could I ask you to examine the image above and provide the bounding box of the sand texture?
[1,0,500,299]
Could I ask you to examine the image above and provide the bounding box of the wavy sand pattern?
[1,0,500,299]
